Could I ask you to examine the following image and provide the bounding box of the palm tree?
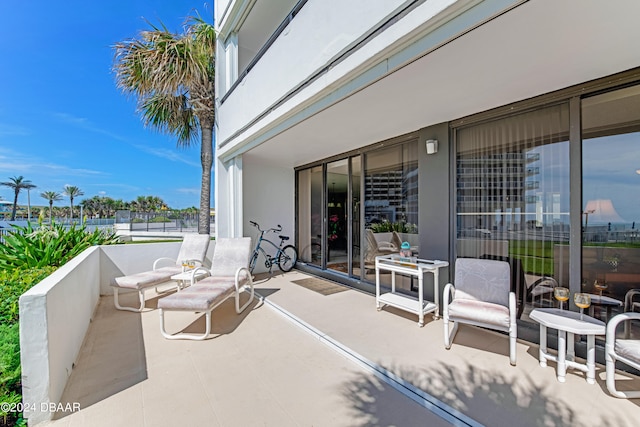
[63,185,84,223]
[40,191,63,224]
[113,14,215,234]
[1,175,36,221]
[26,183,37,222]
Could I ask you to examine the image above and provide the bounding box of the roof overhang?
[237,0,640,168]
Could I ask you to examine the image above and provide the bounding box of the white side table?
[170,269,208,290]
[375,255,448,327]
[529,308,605,384]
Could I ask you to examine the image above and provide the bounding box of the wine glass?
[181,259,189,272]
[594,279,608,296]
[554,287,570,310]
[574,293,591,320]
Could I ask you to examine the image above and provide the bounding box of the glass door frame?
[324,156,362,278]
[297,155,364,280]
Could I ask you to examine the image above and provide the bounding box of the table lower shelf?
[376,292,438,325]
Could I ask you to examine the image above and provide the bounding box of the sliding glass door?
[581,85,640,315]
[455,104,570,320]
[297,156,362,278]
[297,166,323,267]
[327,159,349,273]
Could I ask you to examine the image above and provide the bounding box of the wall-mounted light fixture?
[426,139,438,155]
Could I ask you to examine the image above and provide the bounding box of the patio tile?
[253,271,640,427]
[46,278,449,427]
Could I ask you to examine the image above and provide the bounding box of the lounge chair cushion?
[111,266,182,290]
[615,340,640,365]
[158,283,236,312]
[198,274,251,287]
[447,299,510,329]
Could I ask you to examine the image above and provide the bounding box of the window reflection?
[582,86,640,325]
[364,141,419,288]
[455,104,570,322]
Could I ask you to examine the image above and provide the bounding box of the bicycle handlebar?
[250,221,282,233]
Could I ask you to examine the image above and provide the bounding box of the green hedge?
[0,267,53,426]
[368,220,418,234]
[0,323,24,425]
[0,223,117,425]
[0,267,56,325]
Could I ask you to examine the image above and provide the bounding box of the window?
[455,104,570,320]
[581,86,640,311]
[364,140,419,285]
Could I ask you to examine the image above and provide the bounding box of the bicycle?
[249,221,298,273]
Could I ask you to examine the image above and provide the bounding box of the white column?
[228,155,243,238]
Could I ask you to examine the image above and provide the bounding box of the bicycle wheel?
[249,251,259,273]
[278,245,298,272]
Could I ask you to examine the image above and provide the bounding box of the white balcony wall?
[216,0,408,145]
[20,247,102,425]
[216,0,233,23]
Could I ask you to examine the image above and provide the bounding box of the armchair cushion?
[615,340,640,365]
[447,299,510,329]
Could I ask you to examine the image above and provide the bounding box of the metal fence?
[115,210,212,232]
[0,227,9,244]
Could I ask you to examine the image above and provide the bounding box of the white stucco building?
[214,0,640,335]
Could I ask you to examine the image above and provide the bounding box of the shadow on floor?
[343,361,632,427]
[54,297,148,419]
[168,295,262,338]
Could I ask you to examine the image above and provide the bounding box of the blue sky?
[0,1,213,210]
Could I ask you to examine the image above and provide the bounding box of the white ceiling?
[243,0,640,168]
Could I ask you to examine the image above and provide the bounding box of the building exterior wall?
[243,159,295,273]
[214,0,640,311]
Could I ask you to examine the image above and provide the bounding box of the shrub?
[0,222,119,270]
[369,220,418,234]
[0,323,25,426]
[150,216,171,223]
[0,267,57,324]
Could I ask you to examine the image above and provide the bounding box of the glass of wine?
[594,279,608,296]
[181,259,189,272]
[554,287,570,310]
[574,293,591,320]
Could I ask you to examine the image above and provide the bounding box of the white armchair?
[443,258,517,365]
[606,312,640,398]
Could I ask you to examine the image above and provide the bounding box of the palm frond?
[140,93,199,146]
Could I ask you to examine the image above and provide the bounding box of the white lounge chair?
[606,312,640,398]
[111,233,210,312]
[443,258,517,365]
[158,237,254,340]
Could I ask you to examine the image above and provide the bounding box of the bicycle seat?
[279,235,289,241]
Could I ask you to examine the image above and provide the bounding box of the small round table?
[529,308,605,384]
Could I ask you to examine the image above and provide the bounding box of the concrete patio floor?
[41,270,640,426]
